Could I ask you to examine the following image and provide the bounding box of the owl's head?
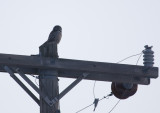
[53,25,62,32]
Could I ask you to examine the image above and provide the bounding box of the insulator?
[111,82,138,99]
[143,45,154,67]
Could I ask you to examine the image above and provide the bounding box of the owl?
[47,25,62,44]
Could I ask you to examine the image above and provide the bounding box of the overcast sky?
[0,0,159,113]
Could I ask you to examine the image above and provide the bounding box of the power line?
[75,102,94,113]
[108,99,121,113]
[136,52,143,65]
[108,52,143,113]
[93,80,96,99]
[75,93,112,113]
[88,52,143,113]
[117,52,142,63]
[92,52,142,98]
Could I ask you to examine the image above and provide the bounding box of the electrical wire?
[108,99,121,113]
[76,102,94,113]
[93,80,96,99]
[107,52,143,113]
[75,94,112,113]
[92,52,142,98]
[117,52,142,63]
[136,52,143,65]
[88,52,143,113]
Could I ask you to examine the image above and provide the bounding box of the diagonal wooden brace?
[12,67,53,106]
[50,73,88,106]
[4,66,88,106]
[4,66,40,106]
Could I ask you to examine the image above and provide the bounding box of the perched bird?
[47,25,62,44]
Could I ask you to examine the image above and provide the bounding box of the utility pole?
[39,42,60,113]
[0,28,158,113]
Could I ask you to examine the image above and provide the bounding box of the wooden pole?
[39,42,60,113]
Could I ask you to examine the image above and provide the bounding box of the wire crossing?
[76,52,143,113]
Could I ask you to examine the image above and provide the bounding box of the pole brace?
[4,65,88,106]
[4,66,40,106]
[4,66,52,106]
[50,73,89,106]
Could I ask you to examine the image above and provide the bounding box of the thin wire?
[93,80,96,99]
[76,103,94,113]
[76,52,143,113]
[136,52,143,65]
[108,99,121,113]
[107,52,143,113]
[76,94,111,113]
[117,52,142,63]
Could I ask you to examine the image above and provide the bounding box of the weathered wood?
[39,42,58,58]
[58,70,151,85]
[39,42,60,113]
[0,66,151,85]
[0,53,158,78]
[0,53,158,85]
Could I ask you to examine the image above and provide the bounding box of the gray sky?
[0,0,159,113]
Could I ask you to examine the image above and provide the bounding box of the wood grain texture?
[0,53,158,85]
[39,42,60,113]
